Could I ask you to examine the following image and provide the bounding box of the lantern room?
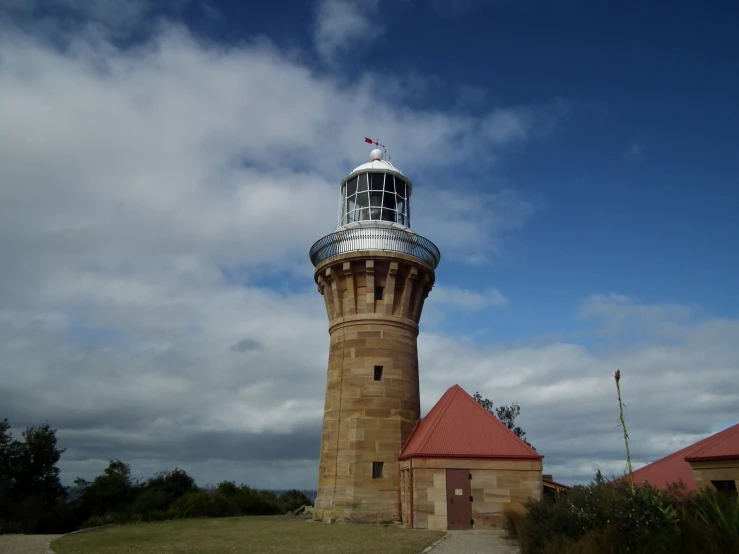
[338,148,412,229]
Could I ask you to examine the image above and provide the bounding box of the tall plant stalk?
[615,369,635,493]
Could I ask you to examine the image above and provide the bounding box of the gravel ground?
[0,535,60,554]
[429,530,520,554]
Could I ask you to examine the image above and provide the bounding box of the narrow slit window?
[374,365,383,381]
[372,461,384,479]
[375,286,384,300]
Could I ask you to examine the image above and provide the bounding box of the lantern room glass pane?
[369,189,382,220]
[355,191,370,221]
[396,178,406,199]
[346,177,358,197]
[357,174,369,192]
[370,173,384,190]
[370,190,383,208]
[396,198,405,219]
[384,173,395,194]
[382,189,396,210]
[346,196,357,223]
[355,190,369,209]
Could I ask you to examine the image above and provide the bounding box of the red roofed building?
[631,422,739,494]
[398,385,543,530]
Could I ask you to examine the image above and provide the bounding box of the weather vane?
[364,137,385,149]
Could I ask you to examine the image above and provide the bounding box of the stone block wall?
[404,458,543,530]
[690,459,739,493]
[313,251,435,523]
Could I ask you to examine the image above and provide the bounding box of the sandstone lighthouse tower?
[309,144,440,523]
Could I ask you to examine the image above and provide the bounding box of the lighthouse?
[309,146,440,523]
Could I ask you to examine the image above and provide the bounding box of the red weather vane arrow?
[364,137,386,148]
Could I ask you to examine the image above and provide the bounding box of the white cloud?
[0,14,561,488]
[578,293,697,338]
[7,4,730,492]
[313,0,382,63]
[484,108,533,144]
[2,6,733,494]
[418,296,739,484]
[432,286,508,309]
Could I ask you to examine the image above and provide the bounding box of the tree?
[473,392,534,449]
[0,418,19,489]
[144,468,197,504]
[277,489,312,513]
[0,418,21,530]
[14,423,67,503]
[593,469,607,486]
[0,419,67,533]
[74,460,140,521]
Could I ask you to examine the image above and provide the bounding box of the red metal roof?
[630,422,739,491]
[685,422,739,462]
[399,384,542,460]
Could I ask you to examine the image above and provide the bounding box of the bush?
[518,482,739,554]
[502,506,527,539]
[683,488,739,552]
[133,489,168,516]
[278,489,313,513]
[173,491,211,518]
[144,469,197,505]
[1,417,300,535]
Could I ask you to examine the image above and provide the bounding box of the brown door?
[446,469,472,530]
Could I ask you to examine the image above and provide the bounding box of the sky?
[0,0,737,489]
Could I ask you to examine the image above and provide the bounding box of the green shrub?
[519,482,738,554]
[278,489,313,513]
[172,491,211,518]
[132,489,168,516]
[521,482,681,554]
[683,488,739,553]
[144,469,197,504]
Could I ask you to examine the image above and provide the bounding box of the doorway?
[446,469,472,530]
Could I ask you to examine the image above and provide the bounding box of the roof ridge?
[685,422,739,459]
[458,386,540,456]
[414,385,459,456]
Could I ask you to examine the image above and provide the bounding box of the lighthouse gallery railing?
[309,227,440,269]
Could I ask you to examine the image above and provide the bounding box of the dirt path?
[0,535,60,554]
[428,530,519,554]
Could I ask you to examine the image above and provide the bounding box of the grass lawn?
[51,516,445,554]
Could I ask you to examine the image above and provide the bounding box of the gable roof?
[684,423,739,462]
[399,384,542,460]
[630,422,739,491]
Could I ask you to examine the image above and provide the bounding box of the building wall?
[400,467,411,526]
[402,458,543,530]
[690,459,739,492]
[313,251,435,523]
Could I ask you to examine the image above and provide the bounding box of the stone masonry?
[312,250,435,523]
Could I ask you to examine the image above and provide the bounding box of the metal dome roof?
[350,158,405,176]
